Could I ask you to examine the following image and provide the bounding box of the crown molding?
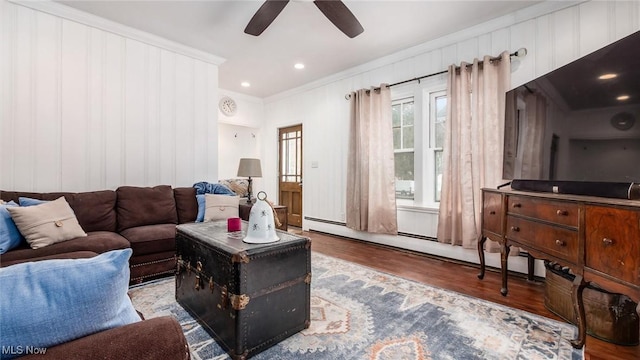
[9,0,226,66]
[265,0,585,103]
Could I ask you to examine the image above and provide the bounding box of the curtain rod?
[344,48,527,100]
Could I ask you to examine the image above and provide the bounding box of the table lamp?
[237,158,262,204]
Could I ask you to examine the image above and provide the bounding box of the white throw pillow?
[203,194,240,222]
[7,196,87,249]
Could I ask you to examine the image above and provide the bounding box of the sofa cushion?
[7,197,87,249]
[0,249,141,359]
[173,187,197,224]
[1,191,117,233]
[0,201,24,254]
[0,231,130,266]
[17,316,190,360]
[117,185,178,232]
[0,191,44,203]
[120,224,176,256]
[42,190,117,232]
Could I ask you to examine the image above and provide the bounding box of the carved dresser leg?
[477,235,487,279]
[570,274,587,349]
[500,243,510,296]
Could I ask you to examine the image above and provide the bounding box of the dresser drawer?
[506,216,579,263]
[585,206,640,286]
[507,196,578,227]
[483,191,503,235]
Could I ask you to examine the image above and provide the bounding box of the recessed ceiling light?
[617,95,630,101]
[294,63,305,70]
[241,82,251,87]
[598,73,617,80]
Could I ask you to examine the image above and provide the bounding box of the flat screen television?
[502,30,640,199]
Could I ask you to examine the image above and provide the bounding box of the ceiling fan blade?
[244,0,290,36]
[313,0,364,38]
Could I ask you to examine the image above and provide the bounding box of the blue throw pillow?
[196,194,205,222]
[18,197,47,207]
[193,181,236,196]
[0,249,140,359]
[0,201,24,254]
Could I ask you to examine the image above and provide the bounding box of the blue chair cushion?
[0,201,24,254]
[0,249,140,359]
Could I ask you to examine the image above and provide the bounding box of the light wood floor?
[291,228,640,360]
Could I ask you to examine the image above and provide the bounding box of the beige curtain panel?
[437,52,510,249]
[346,85,398,235]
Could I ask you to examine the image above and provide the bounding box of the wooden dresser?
[478,188,640,348]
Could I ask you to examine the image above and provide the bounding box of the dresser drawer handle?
[510,226,520,232]
[556,210,568,216]
[602,238,614,246]
[489,210,496,215]
[512,203,521,208]
[555,239,565,247]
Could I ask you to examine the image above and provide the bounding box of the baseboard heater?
[304,216,437,242]
[511,180,640,200]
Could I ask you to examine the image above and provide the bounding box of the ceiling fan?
[245,0,364,38]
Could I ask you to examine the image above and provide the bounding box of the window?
[392,98,415,199]
[391,87,446,207]
[431,93,446,202]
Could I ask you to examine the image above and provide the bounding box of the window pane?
[296,138,301,175]
[395,152,414,199]
[435,96,447,148]
[392,104,401,127]
[434,150,443,202]
[403,101,414,125]
[403,125,414,149]
[287,139,296,175]
[393,128,401,150]
[281,143,287,174]
[395,152,414,180]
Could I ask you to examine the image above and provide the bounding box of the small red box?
[227,217,241,232]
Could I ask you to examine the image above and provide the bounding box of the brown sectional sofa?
[0,185,199,359]
[0,185,198,283]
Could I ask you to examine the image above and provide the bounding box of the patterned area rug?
[129,252,583,360]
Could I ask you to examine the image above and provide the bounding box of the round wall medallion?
[610,112,635,131]
[219,96,238,117]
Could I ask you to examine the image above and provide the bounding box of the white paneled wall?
[262,1,639,274]
[0,0,222,192]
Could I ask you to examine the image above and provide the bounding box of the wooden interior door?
[278,125,303,227]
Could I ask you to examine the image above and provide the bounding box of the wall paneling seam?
[29,9,35,190]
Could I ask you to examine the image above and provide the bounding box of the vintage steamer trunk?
[175,221,311,359]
